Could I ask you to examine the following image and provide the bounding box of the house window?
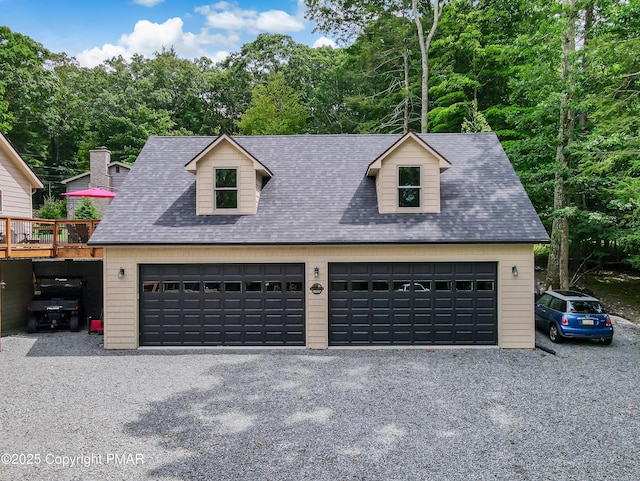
[398,166,421,208]
[215,168,238,209]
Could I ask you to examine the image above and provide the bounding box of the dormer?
[185,134,272,215]
[366,132,451,214]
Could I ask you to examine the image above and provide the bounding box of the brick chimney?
[89,146,110,189]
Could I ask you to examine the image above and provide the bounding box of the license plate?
[582,319,594,326]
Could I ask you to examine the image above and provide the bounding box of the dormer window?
[398,166,421,208]
[215,168,238,209]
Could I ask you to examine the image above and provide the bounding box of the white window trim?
[214,167,239,211]
[397,165,422,209]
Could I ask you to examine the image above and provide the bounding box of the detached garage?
[89,132,549,350]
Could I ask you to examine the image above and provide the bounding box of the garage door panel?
[245,300,263,311]
[372,314,390,325]
[203,331,223,343]
[203,313,222,326]
[203,298,222,309]
[413,313,433,325]
[372,298,390,308]
[285,298,304,310]
[351,298,369,309]
[182,314,201,326]
[414,297,433,309]
[435,330,454,342]
[371,331,391,342]
[454,297,473,309]
[392,313,411,325]
[223,298,242,310]
[392,298,411,309]
[435,297,453,308]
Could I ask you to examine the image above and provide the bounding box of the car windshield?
[568,300,603,314]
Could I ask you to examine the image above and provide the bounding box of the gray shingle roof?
[88,133,549,246]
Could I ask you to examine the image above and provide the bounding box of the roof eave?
[184,133,274,178]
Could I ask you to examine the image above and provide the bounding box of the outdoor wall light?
[118,268,125,279]
[314,266,319,278]
[512,265,518,277]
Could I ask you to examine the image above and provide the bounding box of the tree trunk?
[403,39,410,133]
[413,0,442,133]
[546,0,577,290]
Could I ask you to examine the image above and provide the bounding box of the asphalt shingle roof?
[88,133,549,246]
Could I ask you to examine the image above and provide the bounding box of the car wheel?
[69,315,79,332]
[549,324,563,343]
[600,338,613,346]
[27,315,38,334]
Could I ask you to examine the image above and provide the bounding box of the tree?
[238,72,307,135]
[38,197,66,219]
[461,100,491,133]
[0,82,12,133]
[74,198,100,220]
[0,26,58,169]
[305,0,446,132]
[413,0,444,132]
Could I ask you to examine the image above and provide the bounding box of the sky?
[1,0,338,67]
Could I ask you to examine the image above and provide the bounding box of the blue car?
[535,290,613,345]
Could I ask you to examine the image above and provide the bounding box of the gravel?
[1,318,639,481]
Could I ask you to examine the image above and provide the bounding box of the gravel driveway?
[1,318,639,481]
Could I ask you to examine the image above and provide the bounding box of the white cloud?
[75,17,237,68]
[133,0,165,6]
[74,1,313,68]
[256,11,305,32]
[201,10,250,30]
[76,44,129,68]
[196,3,305,34]
[312,36,338,49]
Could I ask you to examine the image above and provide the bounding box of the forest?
[0,0,639,287]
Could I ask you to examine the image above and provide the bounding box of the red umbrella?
[62,187,116,198]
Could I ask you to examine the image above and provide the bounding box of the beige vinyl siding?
[195,142,260,215]
[102,243,535,350]
[255,173,264,207]
[375,138,441,214]
[0,149,35,217]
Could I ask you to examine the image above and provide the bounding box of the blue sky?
[1,0,337,67]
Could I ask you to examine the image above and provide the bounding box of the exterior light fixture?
[512,266,518,277]
[310,283,324,295]
[314,266,319,278]
[118,268,125,279]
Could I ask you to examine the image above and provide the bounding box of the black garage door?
[140,263,305,346]
[329,262,497,346]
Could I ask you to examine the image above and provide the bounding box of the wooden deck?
[0,216,102,259]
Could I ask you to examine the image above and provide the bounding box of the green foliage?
[461,100,491,133]
[38,197,67,219]
[0,82,13,133]
[0,1,638,269]
[74,198,100,220]
[238,72,307,135]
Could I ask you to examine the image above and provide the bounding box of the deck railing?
[0,217,101,259]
